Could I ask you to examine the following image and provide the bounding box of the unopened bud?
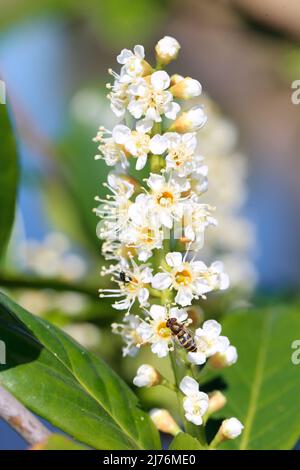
[155,36,181,65]
[207,391,227,415]
[209,345,238,369]
[150,409,181,436]
[210,417,244,449]
[133,364,161,388]
[169,106,207,133]
[220,418,244,440]
[170,77,202,99]
[170,74,184,86]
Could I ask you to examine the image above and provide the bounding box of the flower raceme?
[95,36,243,446]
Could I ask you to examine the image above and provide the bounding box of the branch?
[0,273,99,299]
[0,385,51,445]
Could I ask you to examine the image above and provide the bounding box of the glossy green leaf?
[213,306,300,450]
[0,103,19,261]
[31,434,89,450]
[0,292,161,450]
[169,433,203,450]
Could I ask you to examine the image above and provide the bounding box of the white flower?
[112,122,167,170]
[133,364,161,388]
[94,125,129,168]
[164,132,206,177]
[187,320,230,365]
[117,45,151,78]
[137,304,188,358]
[94,173,134,240]
[209,345,238,369]
[138,173,189,229]
[170,77,202,100]
[112,314,143,357]
[127,71,180,128]
[150,409,181,436]
[220,418,244,440]
[99,259,153,312]
[124,202,164,261]
[182,200,217,247]
[170,106,207,133]
[179,376,209,426]
[155,36,180,64]
[152,253,228,307]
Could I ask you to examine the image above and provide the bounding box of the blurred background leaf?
[0,103,19,264]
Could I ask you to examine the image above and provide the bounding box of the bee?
[166,317,197,353]
[119,271,132,284]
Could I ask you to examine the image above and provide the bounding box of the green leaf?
[0,292,161,450]
[0,102,19,261]
[214,306,300,450]
[169,433,203,450]
[31,434,89,450]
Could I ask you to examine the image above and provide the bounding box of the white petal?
[175,287,193,307]
[165,101,180,120]
[150,135,168,155]
[179,376,199,396]
[136,154,147,170]
[185,413,202,426]
[152,273,172,290]
[138,287,149,305]
[151,70,170,90]
[151,340,169,358]
[149,304,167,321]
[202,319,222,338]
[133,45,145,59]
[169,307,188,323]
[136,119,153,133]
[112,124,131,144]
[187,351,207,365]
[117,49,133,64]
[165,251,182,267]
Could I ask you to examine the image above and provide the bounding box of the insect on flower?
[166,317,197,353]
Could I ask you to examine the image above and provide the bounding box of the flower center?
[156,321,171,339]
[157,191,174,207]
[175,268,192,285]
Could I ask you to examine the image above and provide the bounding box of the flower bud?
[170,77,202,99]
[209,345,238,369]
[150,409,181,436]
[155,36,180,65]
[133,364,161,388]
[170,74,184,86]
[207,391,227,415]
[220,418,244,440]
[169,106,207,133]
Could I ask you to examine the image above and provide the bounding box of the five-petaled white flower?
[187,319,230,365]
[127,71,180,129]
[179,376,209,426]
[112,122,166,170]
[152,252,229,307]
[163,132,206,177]
[137,304,188,358]
[111,314,143,357]
[136,173,189,229]
[99,259,153,312]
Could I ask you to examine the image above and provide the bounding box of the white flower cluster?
[95,38,242,437]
